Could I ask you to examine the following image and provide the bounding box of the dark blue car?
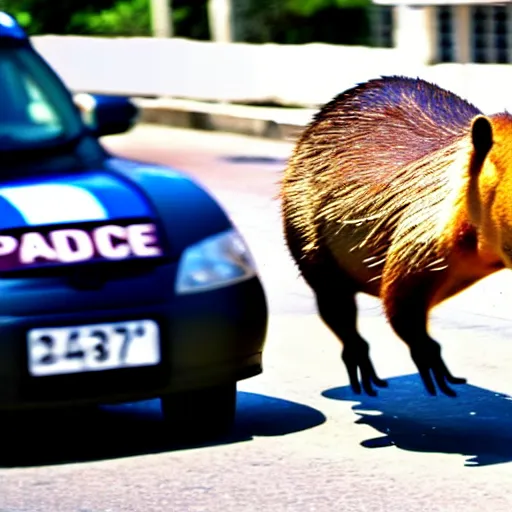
[0,12,268,440]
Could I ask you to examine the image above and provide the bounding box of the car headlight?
[175,228,258,294]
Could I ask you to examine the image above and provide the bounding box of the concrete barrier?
[30,35,419,108]
[29,35,512,138]
[133,96,316,139]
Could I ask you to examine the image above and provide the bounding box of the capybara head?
[467,113,512,266]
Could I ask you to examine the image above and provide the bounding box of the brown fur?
[280,75,512,397]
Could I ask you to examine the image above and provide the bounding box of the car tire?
[161,383,237,442]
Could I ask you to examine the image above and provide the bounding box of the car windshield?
[0,42,84,151]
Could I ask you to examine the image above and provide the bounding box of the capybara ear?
[471,115,493,163]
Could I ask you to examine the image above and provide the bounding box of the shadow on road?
[221,155,288,166]
[322,374,512,467]
[0,391,325,468]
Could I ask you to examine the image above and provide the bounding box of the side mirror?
[74,93,139,137]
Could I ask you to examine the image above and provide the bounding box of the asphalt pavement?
[3,124,512,512]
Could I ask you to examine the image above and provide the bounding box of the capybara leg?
[282,218,386,395]
[316,287,388,396]
[383,281,467,397]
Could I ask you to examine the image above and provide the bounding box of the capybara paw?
[341,344,388,397]
[410,341,466,397]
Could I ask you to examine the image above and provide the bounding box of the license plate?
[27,319,161,377]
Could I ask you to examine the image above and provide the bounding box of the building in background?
[371,0,512,64]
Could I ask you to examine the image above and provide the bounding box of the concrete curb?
[133,97,317,141]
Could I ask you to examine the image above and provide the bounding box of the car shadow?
[0,391,326,468]
[322,374,512,467]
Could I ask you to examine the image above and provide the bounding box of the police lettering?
[0,222,162,266]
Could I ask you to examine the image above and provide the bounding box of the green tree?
[69,0,151,36]
[232,0,373,45]
[0,0,209,39]
[0,0,374,44]
[69,0,209,38]
[286,0,371,16]
[0,0,118,35]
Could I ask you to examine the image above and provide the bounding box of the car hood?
[0,170,156,229]
[104,157,233,254]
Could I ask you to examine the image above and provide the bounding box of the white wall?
[31,35,512,115]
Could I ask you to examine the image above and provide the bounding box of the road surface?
[2,124,512,511]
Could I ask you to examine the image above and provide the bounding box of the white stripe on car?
[0,183,109,224]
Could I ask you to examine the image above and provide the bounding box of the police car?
[0,12,268,440]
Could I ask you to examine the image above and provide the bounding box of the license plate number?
[27,319,160,377]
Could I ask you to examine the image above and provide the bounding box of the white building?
[372,0,512,64]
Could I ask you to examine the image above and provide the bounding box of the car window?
[0,44,84,151]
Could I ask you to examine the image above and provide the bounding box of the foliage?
[0,0,209,39]
[233,0,373,46]
[286,0,371,16]
[0,0,117,35]
[69,0,151,36]
[0,0,375,45]
[231,0,282,43]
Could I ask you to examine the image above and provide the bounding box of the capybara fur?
[280,75,512,397]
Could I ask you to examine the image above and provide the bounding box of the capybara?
[280,75,512,397]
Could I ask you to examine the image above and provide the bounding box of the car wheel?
[161,383,237,442]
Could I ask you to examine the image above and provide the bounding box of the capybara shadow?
[323,374,512,466]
